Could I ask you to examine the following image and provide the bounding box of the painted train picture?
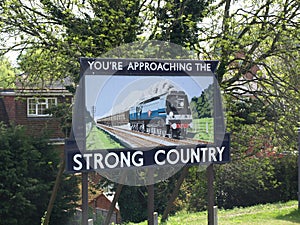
[97,90,192,139]
[84,75,214,150]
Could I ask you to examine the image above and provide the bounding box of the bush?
[118,186,148,223]
[0,123,79,225]
[215,156,297,209]
[179,166,208,212]
[180,155,298,212]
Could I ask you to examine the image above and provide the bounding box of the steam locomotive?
[97,90,192,139]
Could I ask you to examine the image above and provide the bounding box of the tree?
[148,0,210,49]
[180,0,299,214]
[190,84,214,118]
[0,0,145,83]
[0,0,213,84]
[0,123,79,225]
[195,0,299,153]
[197,0,299,98]
[214,156,296,209]
[0,56,16,88]
[1,0,298,124]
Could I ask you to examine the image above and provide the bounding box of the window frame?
[27,97,57,117]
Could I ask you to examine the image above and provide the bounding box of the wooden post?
[161,167,189,222]
[210,64,224,225]
[104,183,123,225]
[42,158,65,225]
[297,127,300,210]
[147,184,154,225]
[82,172,89,225]
[80,58,89,225]
[207,164,214,225]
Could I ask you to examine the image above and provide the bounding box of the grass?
[86,125,124,150]
[190,118,214,142]
[127,201,300,225]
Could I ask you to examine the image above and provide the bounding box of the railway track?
[97,124,164,148]
[97,124,209,148]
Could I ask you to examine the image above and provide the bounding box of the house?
[225,51,262,98]
[0,78,73,143]
[88,192,121,224]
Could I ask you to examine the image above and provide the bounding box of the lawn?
[127,201,300,225]
[190,117,214,142]
[86,125,124,150]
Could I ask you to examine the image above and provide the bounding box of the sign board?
[65,58,229,182]
[66,138,230,172]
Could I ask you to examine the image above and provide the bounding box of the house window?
[27,98,57,117]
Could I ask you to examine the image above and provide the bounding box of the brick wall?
[16,97,62,138]
[0,93,72,139]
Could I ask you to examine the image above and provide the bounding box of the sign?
[66,136,230,173]
[66,58,229,178]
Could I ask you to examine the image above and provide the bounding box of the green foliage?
[215,157,278,209]
[0,0,213,84]
[17,49,78,87]
[190,84,213,119]
[0,123,48,225]
[148,0,210,48]
[272,156,298,202]
[0,56,16,88]
[0,123,79,225]
[45,103,73,138]
[118,185,148,223]
[198,0,300,144]
[225,97,297,157]
[215,156,298,209]
[49,174,79,225]
[0,0,144,84]
[179,166,208,212]
[180,156,297,212]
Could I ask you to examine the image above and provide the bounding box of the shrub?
[0,123,79,225]
[215,156,297,209]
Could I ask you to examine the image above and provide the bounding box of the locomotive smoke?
[139,80,180,102]
[145,79,179,97]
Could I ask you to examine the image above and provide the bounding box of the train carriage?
[97,110,129,126]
